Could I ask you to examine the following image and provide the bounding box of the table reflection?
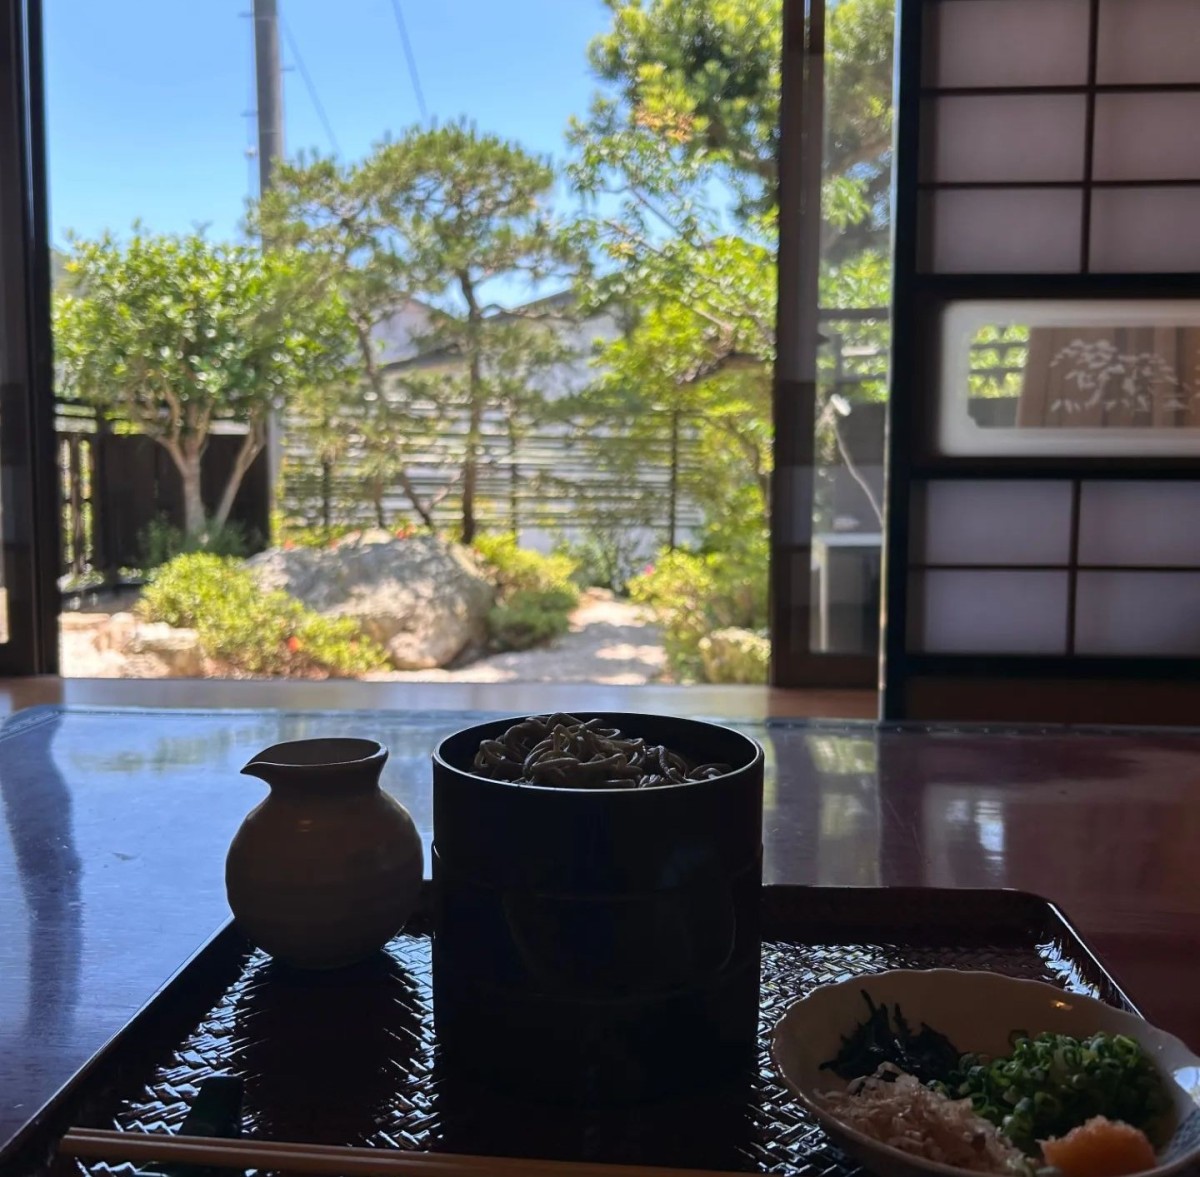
[0,711,82,1046]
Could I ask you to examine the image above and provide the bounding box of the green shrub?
[280,522,361,550]
[629,550,717,680]
[629,534,768,683]
[138,552,232,628]
[473,533,580,651]
[555,530,646,594]
[140,516,254,569]
[138,553,387,677]
[488,586,578,651]
[473,532,579,597]
[698,627,770,685]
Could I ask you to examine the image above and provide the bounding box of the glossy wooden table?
[1,705,1197,1161]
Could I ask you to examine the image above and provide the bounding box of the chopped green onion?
[945,1031,1171,1155]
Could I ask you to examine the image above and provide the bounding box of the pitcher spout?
[240,738,388,787]
[240,756,275,783]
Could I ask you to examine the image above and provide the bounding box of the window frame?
[0,0,60,675]
[770,0,881,691]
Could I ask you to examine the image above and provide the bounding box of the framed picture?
[936,300,1200,457]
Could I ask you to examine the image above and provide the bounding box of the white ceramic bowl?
[772,970,1200,1177]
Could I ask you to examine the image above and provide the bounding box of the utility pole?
[253,0,285,522]
[253,0,284,198]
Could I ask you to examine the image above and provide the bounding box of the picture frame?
[936,299,1200,457]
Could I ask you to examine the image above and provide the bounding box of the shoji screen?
[884,0,1200,723]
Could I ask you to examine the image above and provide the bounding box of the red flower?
[286,635,302,653]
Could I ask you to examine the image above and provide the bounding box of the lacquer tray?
[12,885,1135,1176]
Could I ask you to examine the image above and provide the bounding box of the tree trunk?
[461,390,483,544]
[667,408,680,551]
[394,466,434,530]
[321,458,332,530]
[507,416,519,534]
[213,425,266,529]
[179,451,206,536]
[460,272,483,545]
[355,322,436,529]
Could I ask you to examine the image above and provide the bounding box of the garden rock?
[125,622,206,676]
[93,611,139,653]
[698,627,770,685]
[246,532,495,670]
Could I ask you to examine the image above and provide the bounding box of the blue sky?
[45,1,611,246]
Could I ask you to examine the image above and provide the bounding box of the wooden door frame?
[0,0,60,674]
[770,0,879,691]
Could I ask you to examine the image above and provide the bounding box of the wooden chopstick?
[60,1127,746,1177]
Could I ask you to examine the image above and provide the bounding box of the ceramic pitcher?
[226,738,423,969]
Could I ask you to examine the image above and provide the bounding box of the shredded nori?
[819,991,963,1086]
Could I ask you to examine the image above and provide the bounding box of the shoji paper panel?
[1078,483,1200,566]
[911,570,1070,653]
[1075,572,1200,654]
[1090,188,1200,272]
[925,95,1087,184]
[1097,0,1200,86]
[926,190,1082,273]
[918,480,1074,565]
[925,0,1090,88]
[1093,93,1200,183]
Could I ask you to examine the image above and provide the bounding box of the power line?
[280,12,342,156]
[388,0,429,123]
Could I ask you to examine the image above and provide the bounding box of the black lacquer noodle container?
[431,713,765,1104]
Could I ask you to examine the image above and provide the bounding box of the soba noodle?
[472,713,732,789]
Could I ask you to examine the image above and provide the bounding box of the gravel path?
[60,591,666,684]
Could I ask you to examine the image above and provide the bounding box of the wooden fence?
[57,401,270,583]
[279,309,898,545]
[280,406,709,542]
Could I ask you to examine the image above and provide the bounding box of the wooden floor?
[0,676,879,721]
